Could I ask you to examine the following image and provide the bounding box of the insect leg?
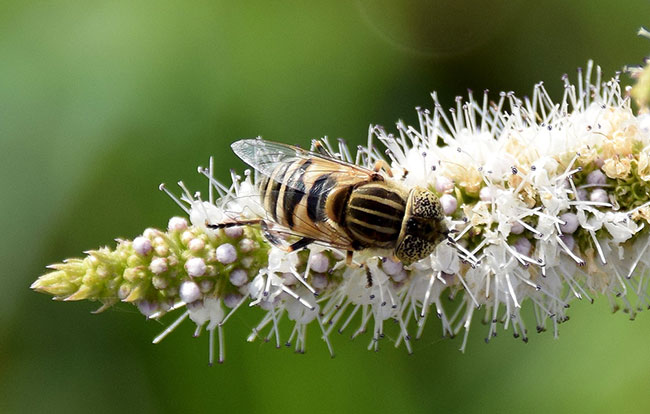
[373,160,393,177]
[206,219,263,229]
[260,221,287,249]
[287,237,315,252]
[258,222,313,253]
[344,251,373,287]
[365,264,373,288]
[207,218,291,251]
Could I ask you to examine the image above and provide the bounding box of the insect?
[209,138,448,275]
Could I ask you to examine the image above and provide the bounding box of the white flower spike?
[33,61,650,363]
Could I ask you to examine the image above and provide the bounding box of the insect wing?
[230,139,374,251]
[231,139,375,189]
[231,139,301,179]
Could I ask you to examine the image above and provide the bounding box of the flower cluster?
[33,61,650,363]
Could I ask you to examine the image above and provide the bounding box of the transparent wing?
[231,139,376,188]
[230,139,375,250]
[263,223,356,251]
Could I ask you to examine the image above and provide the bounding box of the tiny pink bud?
[216,243,237,264]
[479,186,496,202]
[185,257,207,277]
[435,176,454,193]
[224,226,244,239]
[181,231,193,245]
[309,253,329,273]
[241,257,253,268]
[224,293,243,308]
[559,212,579,234]
[238,238,255,253]
[439,194,458,215]
[514,237,532,256]
[155,245,169,257]
[312,273,328,290]
[587,170,607,185]
[118,284,131,300]
[136,300,158,317]
[590,188,609,204]
[576,188,588,201]
[168,217,188,232]
[560,234,575,251]
[510,221,524,235]
[180,281,201,303]
[143,228,158,239]
[149,257,168,275]
[229,269,248,287]
[151,275,168,290]
[133,236,152,256]
[188,238,205,252]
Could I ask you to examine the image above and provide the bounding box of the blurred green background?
[3,1,650,413]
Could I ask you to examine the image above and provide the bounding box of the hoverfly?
[209,139,448,275]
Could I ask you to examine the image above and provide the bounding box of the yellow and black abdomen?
[258,158,312,230]
[256,156,410,252]
[344,182,407,249]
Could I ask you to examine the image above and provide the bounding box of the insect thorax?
[343,182,408,249]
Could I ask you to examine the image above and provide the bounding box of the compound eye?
[412,189,443,219]
[395,235,437,264]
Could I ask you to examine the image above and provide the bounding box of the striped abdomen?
[344,182,407,249]
[257,158,407,251]
[257,158,345,230]
[258,158,312,229]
